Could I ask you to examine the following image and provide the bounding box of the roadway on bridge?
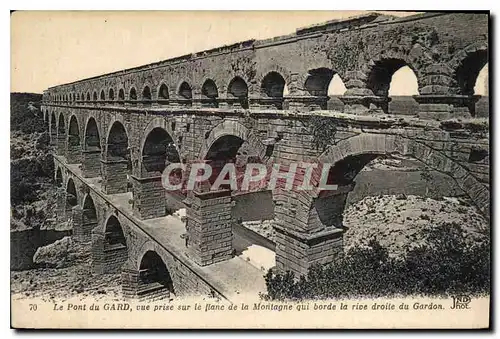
[63,160,268,302]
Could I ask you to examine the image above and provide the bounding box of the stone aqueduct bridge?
[40,12,489,301]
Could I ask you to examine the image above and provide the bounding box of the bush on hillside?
[11,93,45,134]
[262,223,490,301]
[10,93,54,207]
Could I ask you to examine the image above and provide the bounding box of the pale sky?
[11,11,488,95]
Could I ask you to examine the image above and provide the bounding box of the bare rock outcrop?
[33,236,73,268]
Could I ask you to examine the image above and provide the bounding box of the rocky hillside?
[242,194,488,258]
[343,194,488,257]
[11,93,59,232]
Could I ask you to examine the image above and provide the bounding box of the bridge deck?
[60,158,267,302]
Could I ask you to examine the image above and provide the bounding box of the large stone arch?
[225,75,250,108]
[105,115,129,153]
[362,56,423,98]
[102,117,131,194]
[66,115,82,164]
[139,117,181,162]
[57,112,66,135]
[133,118,183,219]
[91,213,129,274]
[83,115,102,151]
[81,115,102,178]
[74,193,99,242]
[198,119,266,161]
[121,241,176,300]
[448,40,489,96]
[57,112,67,155]
[49,112,57,145]
[317,133,489,216]
[65,177,78,223]
[55,165,63,187]
[254,64,293,95]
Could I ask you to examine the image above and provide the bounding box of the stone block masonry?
[121,268,171,301]
[101,159,129,194]
[66,143,82,164]
[186,189,234,266]
[91,229,128,274]
[131,175,166,219]
[81,150,101,178]
[274,224,343,276]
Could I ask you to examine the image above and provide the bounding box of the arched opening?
[118,88,125,101]
[65,178,77,221]
[55,167,63,187]
[93,91,98,101]
[100,90,105,101]
[204,133,275,263]
[106,121,130,163]
[206,135,244,162]
[305,68,334,96]
[104,215,127,248]
[204,135,251,190]
[80,92,84,101]
[474,64,489,96]
[67,116,81,163]
[57,114,66,151]
[79,194,97,241]
[142,127,180,176]
[76,93,80,101]
[387,65,420,115]
[129,87,137,100]
[367,59,419,114]
[82,117,102,178]
[102,215,128,273]
[474,63,489,117]
[84,118,101,151]
[178,82,192,106]
[68,116,80,146]
[456,50,488,96]
[50,112,57,144]
[83,195,97,225]
[305,68,345,110]
[109,88,115,101]
[328,74,347,95]
[201,79,219,108]
[86,92,91,101]
[328,73,347,110]
[158,84,169,101]
[138,250,174,299]
[227,77,249,109]
[142,86,152,105]
[260,72,286,109]
[104,121,132,193]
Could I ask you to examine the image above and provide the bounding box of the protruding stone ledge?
[414,94,481,119]
[273,222,344,245]
[339,95,390,114]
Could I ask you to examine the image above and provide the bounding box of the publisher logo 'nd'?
[450,295,472,310]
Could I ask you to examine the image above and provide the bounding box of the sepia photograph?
[10,9,490,329]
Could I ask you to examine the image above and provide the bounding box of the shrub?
[262,222,490,301]
[10,93,53,207]
[11,93,45,134]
